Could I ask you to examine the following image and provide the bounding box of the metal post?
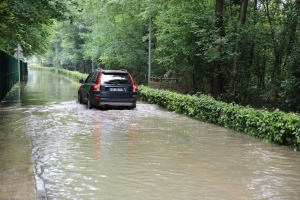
[14,44,23,102]
[17,50,20,102]
[92,28,95,72]
[92,58,94,72]
[17,51,20,83]
[148,0,152,83]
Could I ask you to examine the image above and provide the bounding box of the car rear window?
[101,73,132,84]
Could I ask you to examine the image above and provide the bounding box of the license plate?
[110,88,123,91]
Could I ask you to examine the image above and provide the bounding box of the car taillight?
[128,73,138,92]
[133,84,138,92]
[93,72,102,91]
[93,83,100,91]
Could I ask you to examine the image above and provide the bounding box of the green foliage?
[279,41,300,112]
[78,0,149,83]
[138,86,300,151]
[29,65,88,84]
[44,21,86,70]
[154,0,216,79]
[0,0,79,55]
[279,76,300,111]
[42,0,150,83]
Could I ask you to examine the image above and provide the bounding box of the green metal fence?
[0,50,28,101]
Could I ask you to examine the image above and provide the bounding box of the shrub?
[29,65,88,83]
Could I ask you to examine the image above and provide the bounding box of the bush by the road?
[138,86,300,151]
[29,65,88,83]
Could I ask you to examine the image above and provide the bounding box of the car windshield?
[101,73,131,84]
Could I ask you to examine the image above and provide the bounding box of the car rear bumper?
[92,97,136,107]
[99,102,134,107]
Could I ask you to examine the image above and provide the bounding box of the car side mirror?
[79,79,84,84]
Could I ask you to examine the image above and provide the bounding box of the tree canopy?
[0,0,78,55]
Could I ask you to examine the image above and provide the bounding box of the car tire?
[78,93,82,104]
[87,96,93,109]
[131,105,136,109]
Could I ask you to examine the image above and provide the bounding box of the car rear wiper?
[106,81,120,85]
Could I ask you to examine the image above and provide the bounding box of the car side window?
[91,72,98,83]
[85,73,93,83]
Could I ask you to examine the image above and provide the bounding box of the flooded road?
[1,69,300,199]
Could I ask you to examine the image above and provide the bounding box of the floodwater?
[1,69,300,199]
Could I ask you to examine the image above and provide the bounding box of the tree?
[155,0,216,92]
[213,0,225,98]
[231,0,249,102]
[45,21,85,70]
[278,0,300,111]
[78,0,150,83]
[0,0,78,56]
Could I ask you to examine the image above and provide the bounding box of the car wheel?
[131,105,136,109]
[87,96,93,109]
[78,93,82,104]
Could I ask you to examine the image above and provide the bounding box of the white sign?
[14,44,23,59]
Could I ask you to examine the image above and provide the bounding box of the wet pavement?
[1,69,300,199]
[0,106,36,199]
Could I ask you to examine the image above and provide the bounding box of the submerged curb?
[35,175,47,200]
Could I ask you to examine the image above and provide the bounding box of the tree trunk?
[213,0,224,99]
[249,0,257,70]
[286,0,300,56]
[232,0,249,102]
[239,0,249,24]
[261,0,282,108]
[216,0,224,37]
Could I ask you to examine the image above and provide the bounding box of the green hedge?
[57,68,88,83]
[29,65,88,83]
[138,86,300,151]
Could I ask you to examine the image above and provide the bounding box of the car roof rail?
[120,69,127,72]
[95,68,103,71]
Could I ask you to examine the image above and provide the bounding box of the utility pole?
[92,58,94,72]
[92,28,95,72]
[148,0,152,83]
[14,44,23,82]
[14,44,23,102]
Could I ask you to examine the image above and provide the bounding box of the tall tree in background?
[0,0,78,56]
[155,0,216,92]
[79,0,149,83]
[278,0,300,111]
[45,21,86,70]
[232,0,249,102]
[213,0,224,98]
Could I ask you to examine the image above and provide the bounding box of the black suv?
[78,69,138,109]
